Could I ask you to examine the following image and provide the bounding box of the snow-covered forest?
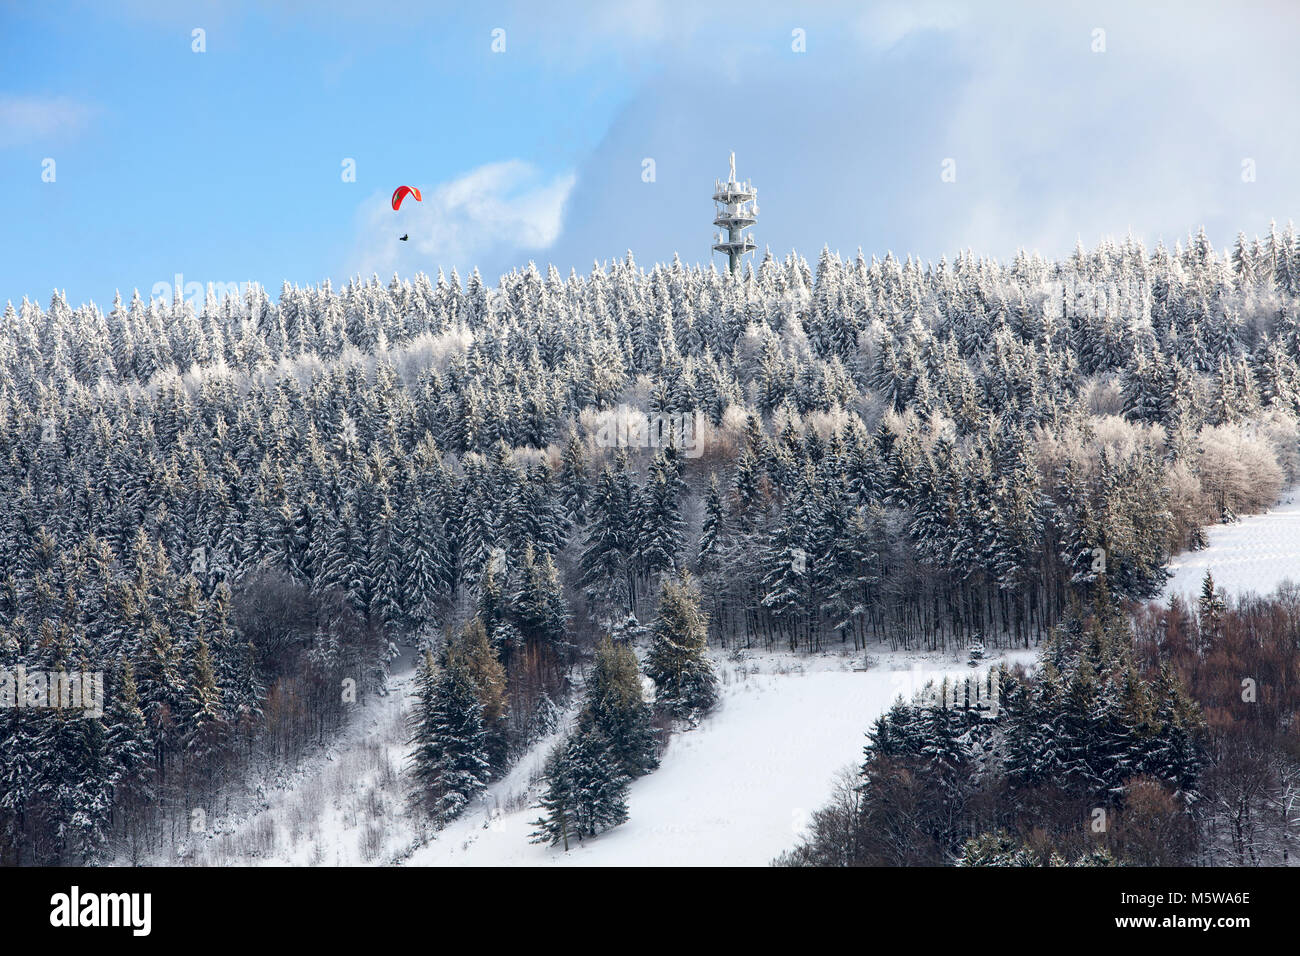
[4,223,1300,865]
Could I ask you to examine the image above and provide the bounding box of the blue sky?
[3,0,1300,308]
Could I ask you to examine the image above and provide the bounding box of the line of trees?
[780,573,1300,866]
[527,575,717,848]
[778,583,1206,866]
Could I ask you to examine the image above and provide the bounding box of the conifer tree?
[579,465,633,611]
[646,573,718,720]
[408,651,491,825]
[530,729,629,848]
[530,741,575,850]
[106,658,152,800]
[513,543,570,664]
[558,428,590,527]
[450,618,510,773]
[635,452,686,581]
[1197,570,1225,649]
[579,637,659,778]
[697,473,725,566]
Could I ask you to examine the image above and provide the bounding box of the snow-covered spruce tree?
[104,657,154,857]
[1196,569,1225,649]
[511,541,571,678]
[106,658,152,790]
[696,473,726,567]
[516,461,570,558]
[559,427,590,527]
[530,741,575,850]
[645,572,718,721]
[579,464,634,611]
[530,729,629,849]
[578,637,659,779]
[407,650,491,825]
[449,618,510,774]
[633,451,687,583]
[474,562,508,647]
[395,481,449,631]
[181,634,227,771]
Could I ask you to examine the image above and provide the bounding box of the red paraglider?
[391,185,422,211]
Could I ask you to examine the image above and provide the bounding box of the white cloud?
[853,1,965,51]
[0,95,94,148]
[352,160,576,278]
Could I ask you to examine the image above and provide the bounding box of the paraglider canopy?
[392,185,422,211]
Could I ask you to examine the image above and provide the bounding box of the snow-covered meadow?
[407,647,1035,867]
[1163,484,1300,603]
[148,645,1033,867]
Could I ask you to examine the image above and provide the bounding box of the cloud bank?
[351,160,576,280]
[536,0,1300,273]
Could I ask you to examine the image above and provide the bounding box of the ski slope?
[405,647,1035,867]
[1164,485,1300,603]
[152,645,1032,866]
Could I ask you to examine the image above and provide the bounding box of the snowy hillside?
[145,486,1300,869]
[152,645,1032,867]
[1163,484,1300,603]
[137,664,419,866]
[407,648,1036,867]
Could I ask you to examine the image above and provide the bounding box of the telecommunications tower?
[712,151,758,275]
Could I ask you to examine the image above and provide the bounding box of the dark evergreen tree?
[578,637,659,779]
[646,573,718,720]
[530,729,629,848]
[407,651,491,825]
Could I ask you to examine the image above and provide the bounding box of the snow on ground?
[405,645,1037,867]
[1164,484,1300,603]
[150,642,1034,867]
[145,655,423,866]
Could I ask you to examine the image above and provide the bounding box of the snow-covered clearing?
[1163,484,1300,603]
[148,643,1034,866]
[407,645,1036,867]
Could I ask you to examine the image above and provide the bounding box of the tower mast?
[712,151,758,276]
